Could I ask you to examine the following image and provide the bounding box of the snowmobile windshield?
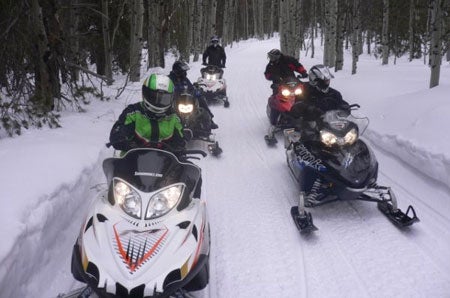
[102,149,201,193]
[322,110,369,136]
[201,66,223,79]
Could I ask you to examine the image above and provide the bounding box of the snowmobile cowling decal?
[134,171,163,177]
[294,143,327,172]
[113,223,168,273]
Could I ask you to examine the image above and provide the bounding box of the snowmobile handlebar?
[105,139,207,159]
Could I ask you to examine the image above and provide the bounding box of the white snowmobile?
[196,65,229,108]
[284,104,419,233]
[67,148,210,298]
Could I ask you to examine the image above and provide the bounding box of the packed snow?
[1,37,450,298]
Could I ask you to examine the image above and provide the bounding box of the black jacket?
[264,54,307,84]
[289,83,349,121]
[168,71,196,95]
[203,45,226,67]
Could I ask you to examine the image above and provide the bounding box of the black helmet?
[268,49,281,62]
[210,35,220,46]
[142,74,175,115]
[211,35,219,43]
[308,64,334,93]
[172,60,190,77]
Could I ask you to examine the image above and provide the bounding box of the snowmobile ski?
[56,286,97,298]
[223,97,230,108]
[291,207,318,234]
[208,141,223,156]
[377,201,420,227]
[264,134,278,145]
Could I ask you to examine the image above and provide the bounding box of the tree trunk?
[381,0,389,65]
[429,0,443,88]
[323,0,337,67]
[351,0,361,74]
[408,0,415,61]
[101,0,113,84]
[335,0,346,71]
[30,0,59,112]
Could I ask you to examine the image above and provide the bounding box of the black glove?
[301,72,308,78]
[202,62,207,66]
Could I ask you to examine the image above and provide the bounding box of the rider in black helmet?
[264,49,308,94]
[169,60,219,129]
[202,36,226,68]
[290,64,350,121]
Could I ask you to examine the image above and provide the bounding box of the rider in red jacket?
[264,49,308,94]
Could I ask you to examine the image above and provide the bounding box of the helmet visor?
[268,53,280,62]
[143,89,173,108]
[317,79,330,92]
[179,63,190,71]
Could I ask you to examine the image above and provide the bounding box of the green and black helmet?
[142,74,175,114]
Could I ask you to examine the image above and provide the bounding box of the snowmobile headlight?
[281,88,291,97]
[178,103,194,114]
[206,74,217,80]
[344,128,358,145]
[145,184,184,219]
[294,87,303,95]
[320,130,337,147]
[113,179,142,219]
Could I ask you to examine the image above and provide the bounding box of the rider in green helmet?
[109,74,185,153]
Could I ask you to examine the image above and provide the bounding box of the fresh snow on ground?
[1,37,450,298]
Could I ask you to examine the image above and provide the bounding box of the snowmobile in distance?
[264,76,304,145]
[284,104,419,233]
[69,147,210,298]
[174,90,223,156]
[196,65,229,108]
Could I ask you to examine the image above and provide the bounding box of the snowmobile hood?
[75,187,209,297]
[102,148,201,194]
[321,139,378,188]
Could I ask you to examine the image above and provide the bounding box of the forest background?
[0,0,449,137]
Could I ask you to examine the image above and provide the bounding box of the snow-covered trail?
[192,39,450,298]
[10,38,450,298]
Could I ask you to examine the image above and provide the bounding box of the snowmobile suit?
[264,54,307,84]
[109,102,185,152]
[289,82,350,121]
[168,71,216,120]
[203,45,226,68]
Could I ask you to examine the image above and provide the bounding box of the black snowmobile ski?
[208,141,223,156]
[291,207,318,234]
[264,134,278,145]
[223,97,230,108]
[377,201,420,227]
[57,286,97,298]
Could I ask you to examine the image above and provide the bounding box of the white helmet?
[142,74,175,115]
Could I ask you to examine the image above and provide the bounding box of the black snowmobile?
[174,90,223,156]
[284,104,419,233]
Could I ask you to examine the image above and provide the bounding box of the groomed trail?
[2,38,449,298]
[191,39,450,298]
